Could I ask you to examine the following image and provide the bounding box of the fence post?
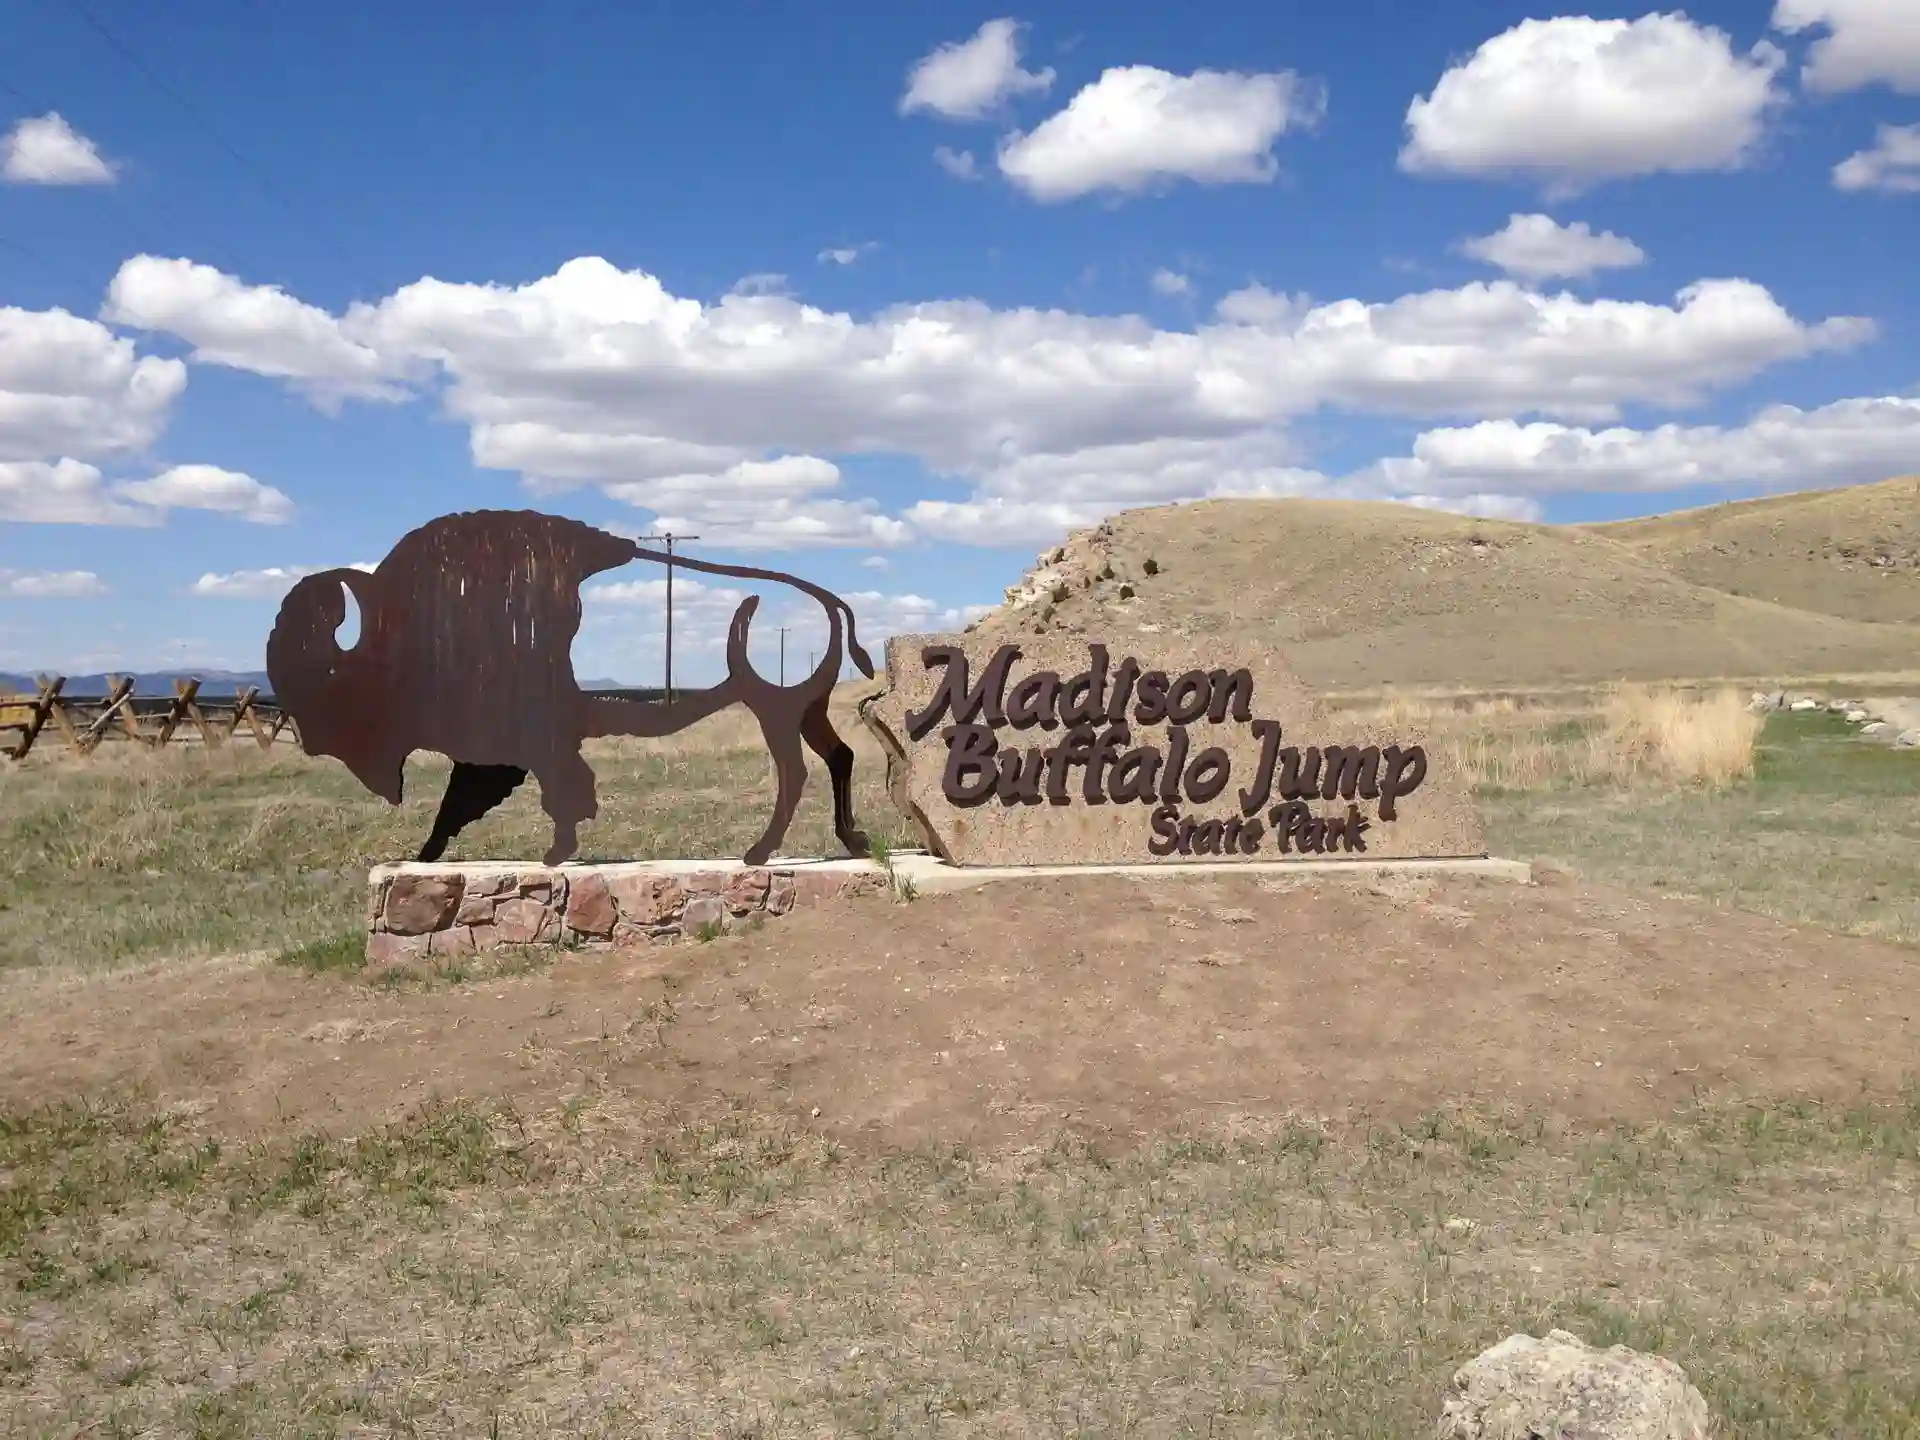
[154,679,201,749]
[79,677,136,754]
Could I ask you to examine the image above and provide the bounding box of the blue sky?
[1,0,1916,684]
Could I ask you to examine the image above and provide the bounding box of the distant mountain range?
[2,670,640,697]
[1,669,274,698]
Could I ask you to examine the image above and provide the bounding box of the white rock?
[1863,721,1890,735]
[1898,729,1920,748]
[1789,698,1820,712]
[1438,1329,1712,1440]
[1845,709,1870,723]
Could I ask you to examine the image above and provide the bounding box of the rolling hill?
[1581,475,1920,626]
[965,476,1920,692]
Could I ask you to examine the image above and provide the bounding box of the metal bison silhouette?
[266,509,873,867]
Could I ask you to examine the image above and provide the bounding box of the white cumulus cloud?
[1151,268,1192,296]
[103,252,1875,553]
[1400,14,1787,194]
[1773,0,1920,94]
[188,563,372,599]
[1360,395,1920,499]
[579,573,991,684]
[0,458,291,527]
[1,568,107,598]
[817,243,877,266]
[998,66,1326,201]
[1459,213,1649,281]
[115,465,295,524]
[0,460,154,525]
[900,18,1054,121]
[933,145,981,180]
[102,255,406,407]
[0,305,186,462]
[605,455,914,551]
[2,113,115,185]
[1834,122,1920,192]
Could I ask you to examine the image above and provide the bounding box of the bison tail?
[726,595,761,677]
[838,597,875,679]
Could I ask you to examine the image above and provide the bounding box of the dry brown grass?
[2,677,1919,1432]
[3,1087,1919,1437]
[980,488,1920,690]
[1352,683,1763,791]
[1588,473,1920,625]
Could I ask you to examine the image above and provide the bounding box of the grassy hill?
[964,477,1920,692]
[1582,475,1920,626]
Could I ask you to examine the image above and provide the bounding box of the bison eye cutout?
[335,580,362,652]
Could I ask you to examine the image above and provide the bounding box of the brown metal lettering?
[1206,667,1255,723]
[943,723,1001,806]
[1318,745,1381,802]
[1059,645,1109,726]
[1165,671,1211,725]
[905,643,1019,741]
[1007,669,1062,730]
[1379,744,1427,821]
[1160,725,1189,802]
[1183,747,1231,804]
[1109,745,1161,803]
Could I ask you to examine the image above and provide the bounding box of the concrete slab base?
[887,852,1532,895]
[364,852,1529,965]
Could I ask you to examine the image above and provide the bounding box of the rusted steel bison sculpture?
[266,509,873,867]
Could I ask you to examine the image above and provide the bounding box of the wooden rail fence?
[0,677,299,761]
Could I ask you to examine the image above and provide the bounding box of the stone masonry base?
[365,859,885,966]
[365,853,1531,966]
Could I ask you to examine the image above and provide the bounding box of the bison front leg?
[419,762,528,862]
[531,747,600,866]
[743,709,810,868]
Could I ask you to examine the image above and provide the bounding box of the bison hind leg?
[742,708,811,868]
[800,700,868,858]
[419,762,529,862]
[532,748,600,867]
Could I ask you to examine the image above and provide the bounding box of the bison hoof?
[841,829,871,858]
[743,843,775,867]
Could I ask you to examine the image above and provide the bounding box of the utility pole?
[777,627,790,686]
[638,530,700,704]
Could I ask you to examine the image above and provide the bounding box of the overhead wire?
[27,1,758,686]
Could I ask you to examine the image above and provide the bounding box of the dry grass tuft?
[1599,683,1763,786]
[1354,684,1761,792]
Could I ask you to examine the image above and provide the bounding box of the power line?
[58,0,309,228]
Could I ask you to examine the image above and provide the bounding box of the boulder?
[681,896,727,935]
[1844,709,1869,723]
[1862,721,1890,735]
[366,932,422,968]
[1897,729,1920,748]
[1789,697,1820,712]
[608,874,684,927]
[383,874,464,936]
[1438,1329,1712,1440]
[565,872,618,938]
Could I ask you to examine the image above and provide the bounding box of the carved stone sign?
[861,633,1484,866]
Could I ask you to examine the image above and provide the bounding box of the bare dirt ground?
[4,871,1915,1151]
